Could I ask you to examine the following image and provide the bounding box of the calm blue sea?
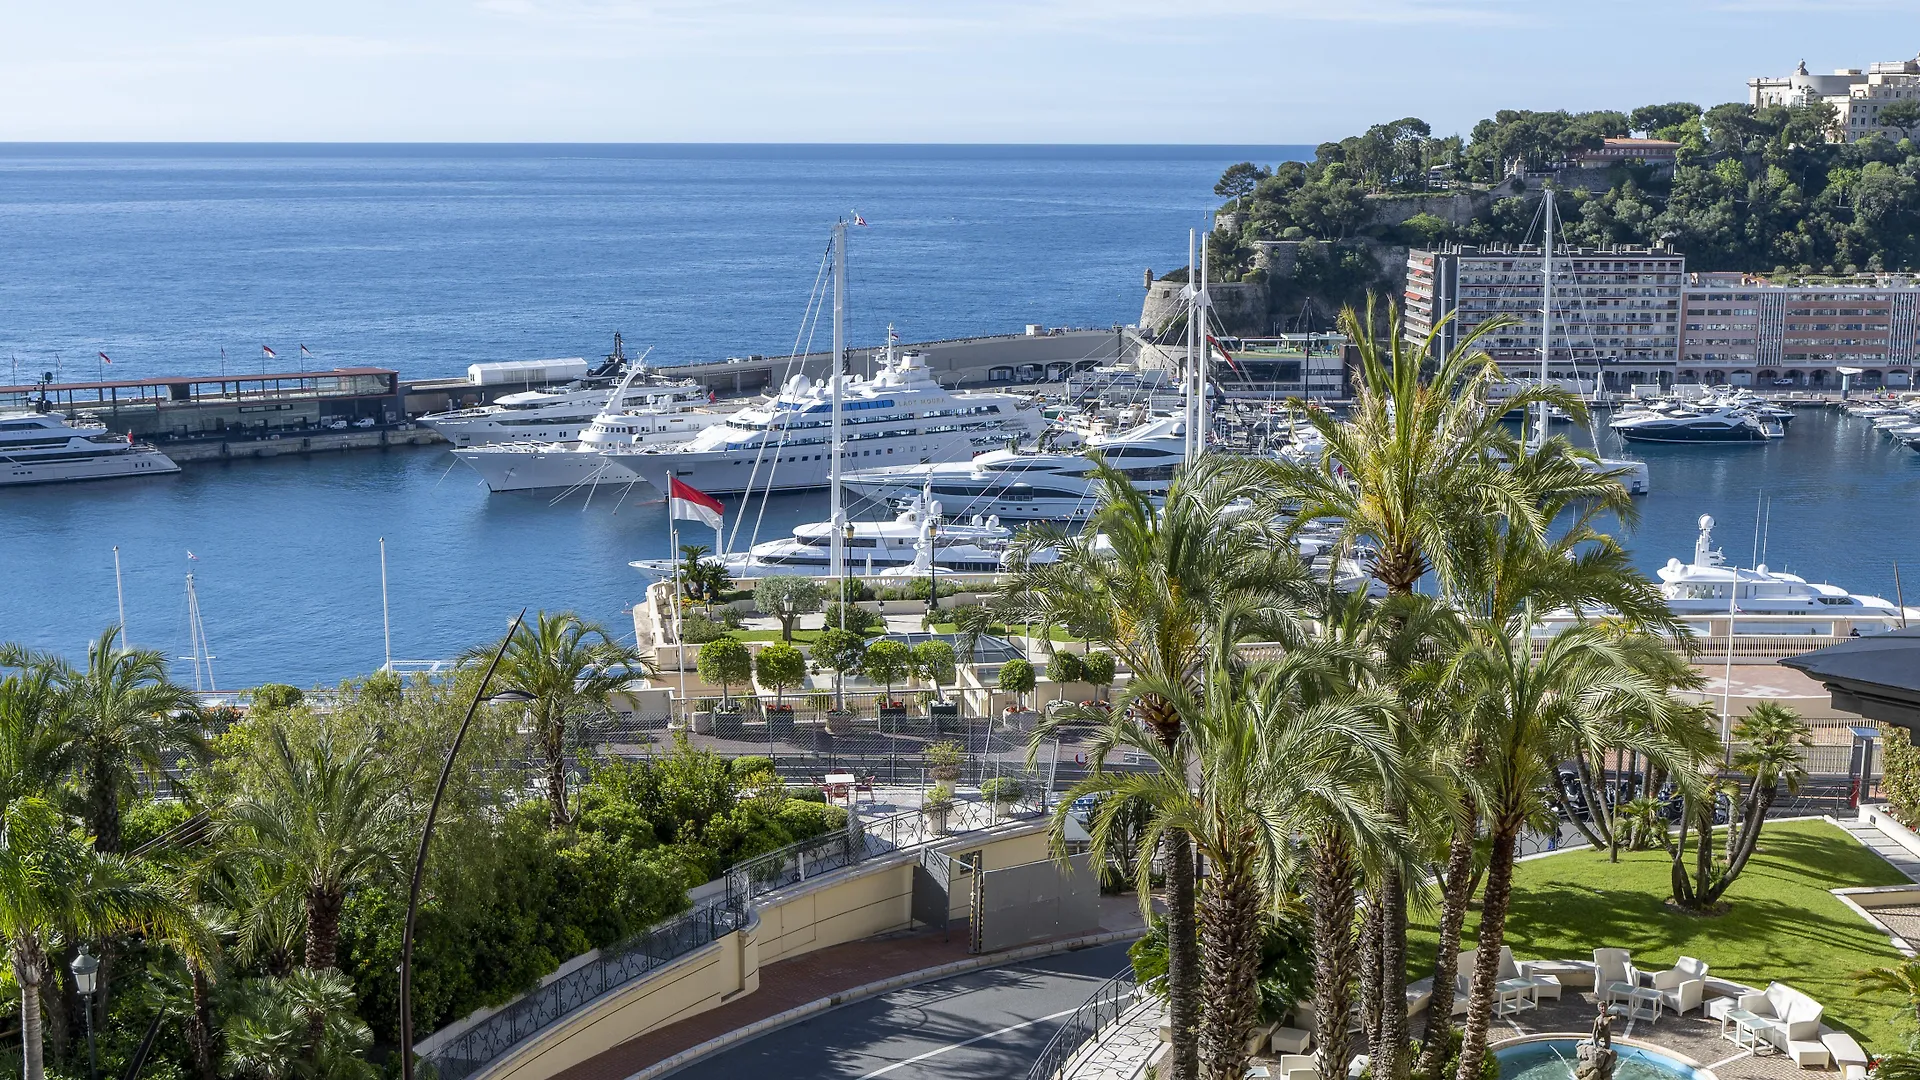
[1,145,1917,687]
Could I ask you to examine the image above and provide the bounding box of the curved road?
[676,941,1132,1080]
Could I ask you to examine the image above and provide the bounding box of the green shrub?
[696,637,753,704]
[1046,651,1084,685]
[980,777,1025,805]
[730,755,773,778]
[821,602,878,636]
[790,786,828,804]
[1884,723,1920,830]
[998,658,1036,704]
[926,740,965,782]
[923,782,956,812]
[252,683,303,711]
[1079,651,1116,690]
[679,612,728,644]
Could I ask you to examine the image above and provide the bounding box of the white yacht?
[1608,404,1783,443]
[420,338,710,447]
[0,411,180,486]
[629,492,1035,579]
[839,415,1187,522]
[608,347,1046,496]
[451,368,733,492]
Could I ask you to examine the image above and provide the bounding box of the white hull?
[453,448,640,492]
[1,447,180,486]
[613,428,1026,495]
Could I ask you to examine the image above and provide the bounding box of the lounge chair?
[1277,1053,1317,1080]
[1737,982,1823,1061]
[1646,957,1708,1015]
[1593,948,1641,1008]
[1499,946,1563,1001]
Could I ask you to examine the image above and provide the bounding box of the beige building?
[1404,245,1685,388]
[1679,272,1920,388]
[1749,54,1920,142]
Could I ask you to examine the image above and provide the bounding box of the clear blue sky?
[4,1,1916,143]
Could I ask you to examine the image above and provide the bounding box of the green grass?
[1410,820,1914,1047]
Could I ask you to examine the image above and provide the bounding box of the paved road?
[678,941,1132,1080]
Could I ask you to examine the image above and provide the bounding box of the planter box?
[766,706,795,739]
[691,710,714,734]
[928,701,960,732]
[714,707,746,738]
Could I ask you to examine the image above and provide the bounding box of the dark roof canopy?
[1781,629,1920,733]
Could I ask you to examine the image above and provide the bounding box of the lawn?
[1410,819,1915,1047]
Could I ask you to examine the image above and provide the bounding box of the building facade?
[1749,54,1920,142]
[1404,245,1686,389]
[1679,273,1920,388]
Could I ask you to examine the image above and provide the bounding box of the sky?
[3,1,1918,143]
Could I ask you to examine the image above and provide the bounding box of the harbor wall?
[162,426,443,462]
[655,328,1132,395]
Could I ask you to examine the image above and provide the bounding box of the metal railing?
[1025,967,1156,1080]
[421,787,1046,1080]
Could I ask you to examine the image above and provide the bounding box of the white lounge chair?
[1277,1053,1317,1080]
[1452,949,1476,1015]
[1498,946,1563,1001]
[1738,982,1823,1058]
[1647,957,1708,1015]
[1593,948,1641,1008]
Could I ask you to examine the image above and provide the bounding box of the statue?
[1575,1009,1617,1080]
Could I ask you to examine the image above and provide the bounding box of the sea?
[2,144,1918,688]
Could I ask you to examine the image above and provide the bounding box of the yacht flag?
[668,478,724,528]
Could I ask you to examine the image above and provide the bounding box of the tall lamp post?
[398,610,529,1080]
[72,945,99,1080]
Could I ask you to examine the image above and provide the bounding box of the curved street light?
[399,609,529,1080]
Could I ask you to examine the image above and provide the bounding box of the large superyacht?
[0,410,180,486]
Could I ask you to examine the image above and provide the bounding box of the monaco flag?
[669,478,723,528]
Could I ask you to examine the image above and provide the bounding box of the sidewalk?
[551,893,1147,1080]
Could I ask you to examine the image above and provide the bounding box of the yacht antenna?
[1536,192,1553,452]
[830,221,847,598]
[380,537,393,673]
[113,546,128,646]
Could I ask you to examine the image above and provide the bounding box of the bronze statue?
[1575,1008,1618,1080]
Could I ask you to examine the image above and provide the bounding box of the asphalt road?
[678,941,1132,1080]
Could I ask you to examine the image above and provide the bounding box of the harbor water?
[3,146,1919,686]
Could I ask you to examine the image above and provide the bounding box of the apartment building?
[1679,273,1920,388]
[1403,245,1685,388]
[1749,54,1920,142]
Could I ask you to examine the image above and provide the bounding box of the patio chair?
[1452,949,1475,1015]
[1593,948,1640,1007]
[1498,946,1563,1001]
[1738,982,1823,1058]
[1647,957,1709,1015]
[1276,1054,1317,1080]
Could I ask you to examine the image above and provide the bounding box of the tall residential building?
[1403,245,1685,388]
[1679,273,1920,388]
[1749,54,1920,142]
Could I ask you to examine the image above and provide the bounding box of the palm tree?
[1247,302,1639,1080]
[1047,614,1395,1080]
[1854,955,1920,1032]
[58,626,206,853]
[0,796,186,1080]
[1000,455,1313,1080]
[1671,702,1812,910]
[223,727,408,971]
[465,612,652,827]
[224,968,377,1080]
[0,652,79,813]
[1448,620,1711,1080]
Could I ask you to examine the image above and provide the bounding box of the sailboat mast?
[830,220,847,587]
[113,545,128,645]
[380,537,393,672]
[1538,193,1554,449]
[1198,237,1210,453]
[1185,228,1197,458]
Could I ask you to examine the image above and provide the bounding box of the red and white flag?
[851,211,868,227]
[98,352,112,365]
[1205,334,1242,373]
[261,345,277,358]
[668,478,724,528]
[186,551,199,562]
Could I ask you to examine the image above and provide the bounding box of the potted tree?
[1046,650,1085,706]
[809,628,867,734]
[980,777,1026,823]
[697,637,753,738]
[997,658,1036,729]
[863,639,912,729]
[1079,650,1117,710]
[922,782,956,835]
[926,739,965,785]
[912,640,959,727]
[754,641,806,739]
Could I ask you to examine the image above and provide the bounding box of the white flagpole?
[669,476,687,706]
[113,545,128,645]
[380,537,393,672]
[829,220,847,595]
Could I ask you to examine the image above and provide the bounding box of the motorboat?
[1608,404,1783,443]
[607,345,1046,496]
[420,338,712,447]
[452,367,733,492]
[628,491,1036,579]
[0,410,180,486]
[839,415,1187,522]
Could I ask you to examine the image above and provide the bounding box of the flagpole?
[380,537,393,673]
[669,476,687,707]
[829,220,847,608]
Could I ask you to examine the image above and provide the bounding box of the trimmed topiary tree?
[696,637,752,708]
[1046,651,1085,694]
[863,640,912,704]
[997,658,1036,712]
[810,628,867,711]
[913,640,957,702]
[754,642,806,709]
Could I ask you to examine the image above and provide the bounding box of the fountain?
[1574,1010,1618,1080]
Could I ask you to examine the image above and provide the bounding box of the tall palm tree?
[1448,620,1711,1080]
[0,796,187,1080]
[58,626,206,854]
[1671,702,1812,910]
[1001,455,1312,1080]
[1247,302,1637,1080]
[465,612,652,828]
[223,726,408,971]
[0,653,79,813]
[1048,609,1395,1080]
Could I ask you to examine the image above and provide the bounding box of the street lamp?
[71,945,99,1080]
[398,613,529,1080]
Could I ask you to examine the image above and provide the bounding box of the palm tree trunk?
[1704,784,1776,904]
[545,713,571,828]
[1359,891,1384,1066]
[1455,827,1518,1080]
[15,937,47,1080]
[1693,801,1714,902]
[189,960,218,1080]
[1165,829,1201,1080]
[305,886,344,971]
[1418,812,1477,1078]
[1310,832,1358,1080]
[1378,867,1410,1080]
[1198,852,1263,1080]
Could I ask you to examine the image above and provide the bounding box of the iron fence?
[1024,967,1156,1080]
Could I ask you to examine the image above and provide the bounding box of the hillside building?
[1678,273,1920,388]
[1749,54,1920,142]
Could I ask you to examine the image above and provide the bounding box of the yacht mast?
[830,220,847,591]
[1185,228,1198,458]
[1198,237,1211,453]
[1537,193,1554,451]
